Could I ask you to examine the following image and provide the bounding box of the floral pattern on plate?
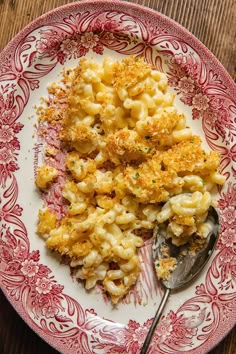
[0,1,235,353]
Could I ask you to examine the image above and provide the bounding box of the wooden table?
[0,1,235,353]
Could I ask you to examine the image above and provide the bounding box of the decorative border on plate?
[0,1,235,353]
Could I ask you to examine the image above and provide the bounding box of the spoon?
[140,206,219,354]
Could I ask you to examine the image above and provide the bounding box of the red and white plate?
[0,1,235,353]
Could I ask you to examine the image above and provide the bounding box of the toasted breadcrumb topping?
[35,56,225,303]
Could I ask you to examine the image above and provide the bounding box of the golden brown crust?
[137,109,184,143]
[60,122,98,153]
[162,136,220,174]
[106,128,153,162]
[122,157,177,203]
[113,56,151,90]
[36,56,225,302]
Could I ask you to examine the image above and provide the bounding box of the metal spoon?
[140,206,219,354]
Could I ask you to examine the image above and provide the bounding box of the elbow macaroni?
[36,56,225,303]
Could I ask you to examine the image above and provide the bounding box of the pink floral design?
[60,38,78,56]
[167,50,236,150]
[42,306,59,318]
[210,97,223,110]
[151,310,199,351]
[123,319,152,352]
[155,317,173,338]
[35,31,61,59]
[101,31,115,44]
[168,75,179,87]
[13,243,27,260]
[218,183,236,210]
[35,37,49,53]
[0,146,12,163]
[192,93,209,110]
[0,3,235,354]
[36,277,53,294]
[1,109,17,125]
[93,43,104,55]
[173,53,187,65]
[0,87,23,187]
[202,109,217,127]
[178,76,195,93]
[221,206,236,225]
[80,32,99,48]
[217,246,236,291]
[221,229,236,248]
[21,259,39,277]
[78,46,89,57]
[0,125,14,143]
[33,14,136,66]
[219,248,234,263]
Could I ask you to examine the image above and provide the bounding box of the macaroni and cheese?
[36,56,225,302]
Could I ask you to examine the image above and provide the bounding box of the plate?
[0,1,235,353]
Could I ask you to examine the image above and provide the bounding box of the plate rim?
[1,0,235,94]
[0,1,235,353]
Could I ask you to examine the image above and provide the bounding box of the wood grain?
[0,0,235,78]
[0,288,235,354]
[129,0,236,79]
[0,1,235,354]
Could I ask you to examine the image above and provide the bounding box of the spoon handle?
[140,287,171,354]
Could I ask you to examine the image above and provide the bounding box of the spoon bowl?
[140,206,220,354]
[153,206,219,290]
